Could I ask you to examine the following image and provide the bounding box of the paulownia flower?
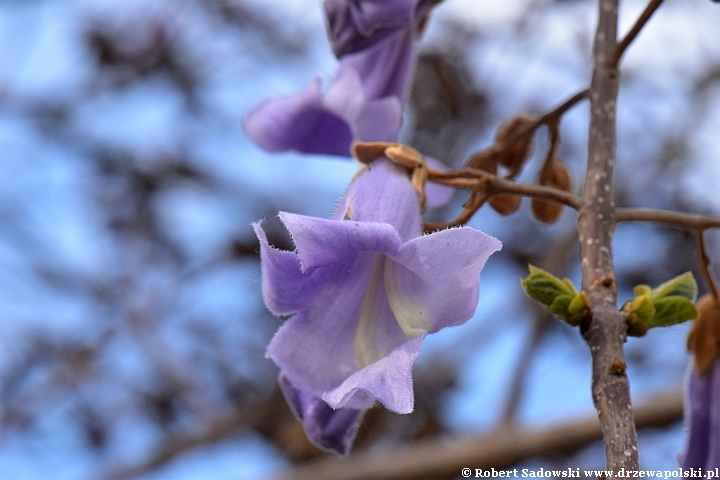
[243,27,414,157]
[681,363,720,468]
[324,0,431,58]
[681,293,720,468]
[254,159,501,454]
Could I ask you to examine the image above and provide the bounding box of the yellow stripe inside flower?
[354,255,429,367]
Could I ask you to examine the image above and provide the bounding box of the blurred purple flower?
[681,362,720,468]
[243,27,415,157]
[324,0,417,58]
[279,373,365,455]
[254,159,501,454]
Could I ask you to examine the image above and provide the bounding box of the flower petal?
[267,250,410,397]
[323,64,367,124]
[279,374,365,456]
[706,361,720,467]
[386,227,502,334]
[243,60,408,157]
[354,96,403,143]
[334,159,421,240]
[343,27,415,102]
[253,222,327,317]
[681,367,712,468]
[324,0,416,57]
[281,161,420,271]
[323,335,424,414]
[280,212,402,271]
[243,77,353,157]
[317,62,405,144]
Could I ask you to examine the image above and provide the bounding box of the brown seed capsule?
[467,149,499,173]
[489,194,521,215]
[467,141,522,215]
[545,158,571,190]
[494,115,537,177]
[531,157,571,224]
[687,293,720,374]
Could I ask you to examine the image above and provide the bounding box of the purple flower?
[324,0,417,58]
[254,159,501,454]
[279,373,365,455]
[681,363,720,468]
[243,27,415,157]
[681,293,720,468]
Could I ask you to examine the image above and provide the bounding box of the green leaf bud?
[521,265,576,306]
[633,284,651,297]
[624,294,656,323]
[522,265,587,325]
[624,272,699,336]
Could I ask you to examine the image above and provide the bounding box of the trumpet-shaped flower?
[681,363,720,468]
[254,159,501,453]
[323,0,421,58]
[243,27,414,157]
[681,294,720,468]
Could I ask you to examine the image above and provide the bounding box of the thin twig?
[616,208,720,230]
[424,170,583,232]
[424,190,489,232]
[439,88,589,228]
[695,230,720,302]
[536,88,590,125]
[425,183,720,235]
[428,168,583,209]
[612,0,665,67]
[462,89,589,170]
[544,119,561,162]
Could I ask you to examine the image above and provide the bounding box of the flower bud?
[466,149,500,173]
[466,153,520,215]
[495,115,537,177]
[489,194,521,215]
[531,157,571,224]
[687,293,720,374]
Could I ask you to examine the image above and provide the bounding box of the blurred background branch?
[273,387,683,480]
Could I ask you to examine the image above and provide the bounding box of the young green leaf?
[650,272,698,302]
[568,291,589,316]
[624,272,699,336]
[522,265,588,326]
[521,265,576,306]
[649,297,699,327]
[547,294,573,317]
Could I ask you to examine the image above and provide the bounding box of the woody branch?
[578,0,638,471]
